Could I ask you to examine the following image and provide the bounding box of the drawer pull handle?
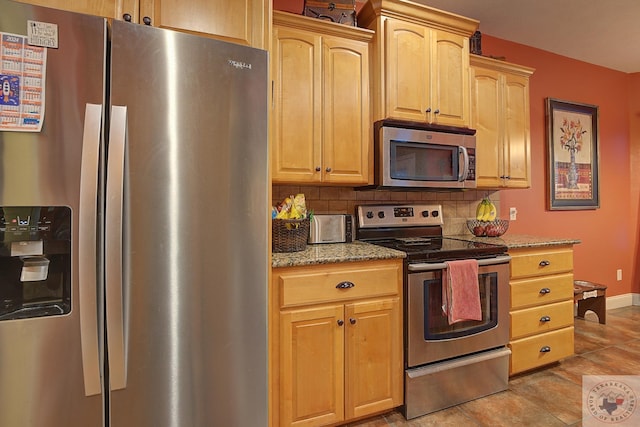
[540,316,551,323]
[349,318,357,325]
[540,346,551,353]
[539,260,551,267]
[337,319,344,326]
[539,288,551,294]
[336,281,355,289]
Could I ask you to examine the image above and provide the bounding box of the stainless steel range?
[356,204,512,419]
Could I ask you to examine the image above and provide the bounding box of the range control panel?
[357,204,443,228]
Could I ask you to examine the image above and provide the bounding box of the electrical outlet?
[509,207,517,220]
[617,269,622,281]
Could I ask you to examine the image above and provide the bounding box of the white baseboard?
[606,293,639,309]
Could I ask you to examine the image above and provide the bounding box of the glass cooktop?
[366,236,507,262]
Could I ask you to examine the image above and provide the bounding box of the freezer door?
[108,21,269,426]
[0,2,106,426]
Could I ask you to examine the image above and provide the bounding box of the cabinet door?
[271,26,322,183]
[280,305,344,427]
[431,29,470,127]
[345,298,402,420]
[470,65,503,187]
[13,0,129,18]
[502,73,531,188]
[139,0,267,48]
[322,36,370,184]
[384,19,430,122]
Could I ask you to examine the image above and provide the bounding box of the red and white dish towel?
[442,259,481,324]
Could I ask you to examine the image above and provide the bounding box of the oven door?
[406,256,510,367]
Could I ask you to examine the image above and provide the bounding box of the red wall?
[481,36,634,297]
[630,73,640,293]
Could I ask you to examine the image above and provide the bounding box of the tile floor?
[347,306,640,427]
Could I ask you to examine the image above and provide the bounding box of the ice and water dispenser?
[0,206,71,320]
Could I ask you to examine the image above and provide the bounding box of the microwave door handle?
[458,146,470,181]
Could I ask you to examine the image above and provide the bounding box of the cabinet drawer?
[276,261,402,308]
[510,273,574,309]
[510,247,573,279]
[510,300,574,340]
[509,327,574,375]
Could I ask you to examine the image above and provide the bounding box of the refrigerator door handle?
[79,103,103,396]
[106,105,128,390]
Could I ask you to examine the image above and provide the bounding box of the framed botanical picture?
[546,98,600,210]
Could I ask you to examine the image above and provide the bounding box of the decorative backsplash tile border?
[272,185,500,236]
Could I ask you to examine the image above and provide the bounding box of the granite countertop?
[448,234,581,249]
[272,241,405,268]
[271,234,580,268]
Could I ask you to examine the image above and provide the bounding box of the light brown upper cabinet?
[470,55,534,188]
[13,0,126,20]
[358,0,478,127]
[271,11,373,184]
[15,0,269,49]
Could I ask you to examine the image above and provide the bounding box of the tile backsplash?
[272,185,500,237]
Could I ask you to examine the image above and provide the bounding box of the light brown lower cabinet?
[271,259,403,427]
[508,246,575,375]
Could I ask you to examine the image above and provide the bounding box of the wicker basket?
[272,218,310,253]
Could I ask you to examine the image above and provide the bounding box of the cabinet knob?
[540,346,551,353]
[349,318,357,325]
[122,13,132,22]
[539,288,551,294]
[433,109,440,115]
[425,108,431,113]
[142,16,152,25]
[337,319,344,326]
[540,315,551,323]
[325,167,332,173]
[336,281,355,289]
[315,166,321,172]
[539,260,551,267]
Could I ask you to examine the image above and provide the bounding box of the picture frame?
[545,98,600,210]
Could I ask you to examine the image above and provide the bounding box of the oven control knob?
[431,210,439,217]
[377,211,385,219]
[421,210,429,217]
[366,211,374,219]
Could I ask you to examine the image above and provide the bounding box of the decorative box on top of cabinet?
[470,55,534,188]
[270,259,403,427]
[357,0,478,127]
[15,0,269,49]
[271,11,374,185]
[508,245,575,375]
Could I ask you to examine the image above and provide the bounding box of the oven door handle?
[407,255,512,272]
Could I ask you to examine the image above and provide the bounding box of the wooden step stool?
[573,280,607,324]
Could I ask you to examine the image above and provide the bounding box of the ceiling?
[414,0,640,73]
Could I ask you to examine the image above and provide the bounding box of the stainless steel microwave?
[367,120,476,190]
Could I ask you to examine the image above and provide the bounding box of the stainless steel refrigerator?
[0,1,269,426]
